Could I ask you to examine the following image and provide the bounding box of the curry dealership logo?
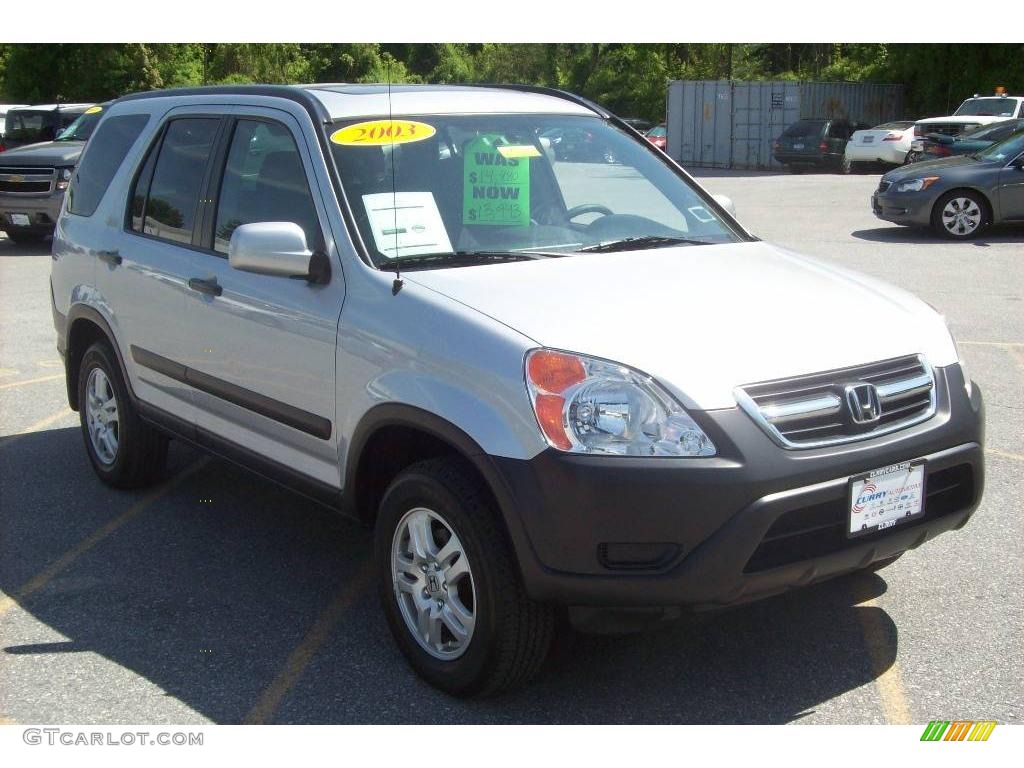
[920,720,997,741]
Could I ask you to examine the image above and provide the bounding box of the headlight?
[56,167,73,190]
[896,176,939,193]
[524,349,716,457]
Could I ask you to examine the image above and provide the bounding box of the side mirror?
[711,193,737,219]
[228,222,330,284]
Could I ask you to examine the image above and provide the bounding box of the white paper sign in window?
[362,192,452,259]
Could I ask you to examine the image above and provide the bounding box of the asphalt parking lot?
[1,169,1021,725]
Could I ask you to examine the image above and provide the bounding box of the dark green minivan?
[773,118,862,174]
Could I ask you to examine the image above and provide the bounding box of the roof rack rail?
[113,84,332,123]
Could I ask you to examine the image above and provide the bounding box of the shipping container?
[666,80,905,169]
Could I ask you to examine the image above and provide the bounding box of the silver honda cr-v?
[51,84,984,696]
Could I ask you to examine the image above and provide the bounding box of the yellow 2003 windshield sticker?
[85,105,103,114]
[330,120,436,147]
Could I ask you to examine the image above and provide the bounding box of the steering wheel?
[565,203,614,221]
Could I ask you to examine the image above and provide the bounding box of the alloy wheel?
[391,506,477,660]
[85,367,119,464]
[941,196,982,237]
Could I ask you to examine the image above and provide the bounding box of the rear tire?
[375,457,554,697]
[931,189,988,240]
[77,341,168,488]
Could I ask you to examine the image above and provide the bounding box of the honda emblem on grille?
[844,383,881,424]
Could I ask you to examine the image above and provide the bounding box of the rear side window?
[67,114,150,218]
[782,121,825,139]
[212,120,321,254]
[132,118,219,244]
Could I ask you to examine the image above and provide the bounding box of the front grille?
[744,463,974,573]
[736,355,936,449]
[0,166,55,195]
[921,123,977,137]
[877,180,891,193]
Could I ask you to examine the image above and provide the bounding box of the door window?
[134,118,219,245]
[213,120,321,255]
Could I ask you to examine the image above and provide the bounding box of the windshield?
[330,114,744,267]
[977,131,1024,162]
[56,107,102,142]
[4,111,55,142]
[781,120,826,139]
[647,126,667,138]
[962,120,1022,141]
[954,98,1018,117]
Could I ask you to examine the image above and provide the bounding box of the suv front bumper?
[491,364,983,609]
[0,190,64,235]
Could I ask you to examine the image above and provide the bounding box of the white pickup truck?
[914,92,1024,139]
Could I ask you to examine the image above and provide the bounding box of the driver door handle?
[97,249,122,266]
[188,277,222,297]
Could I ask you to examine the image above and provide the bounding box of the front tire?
[931,190,987,240]
[77,341,168,488]
[375,457,554,697]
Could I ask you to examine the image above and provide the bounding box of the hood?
[0,140,84,166]
[917,116,1007,127]
[883,153,994,181]
[405,242,957,410]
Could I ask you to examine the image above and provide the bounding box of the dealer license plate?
[10,213,30,226]
[848,461,926,538]
[793,143,804,150]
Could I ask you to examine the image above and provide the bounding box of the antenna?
[388,60,403,296]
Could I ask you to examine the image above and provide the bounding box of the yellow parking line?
[0,373,63,391]
[852,583,912,724]
[0,458,210,619]
[985,447,1024,463]
[244,560,374,725]
[6,407,74,441]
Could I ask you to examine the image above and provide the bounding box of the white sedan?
[844,121,916,170]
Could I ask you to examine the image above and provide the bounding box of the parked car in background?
[907,119,1024,163]
[773,118,864,173]
[645,124,667,151]
[913,90,1024,142]
[872,130,1024,239]
[622,117,653,133]
[0,103,93,151]
[844,121,916,170]
[0,104,31,149]
[0,103,105,244]
[539,126,618,163]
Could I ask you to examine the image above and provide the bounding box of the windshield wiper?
[379,249,565,271]
[576,235,711,253]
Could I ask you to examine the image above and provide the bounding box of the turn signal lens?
[534,394,571,450]
[527,350,586,394]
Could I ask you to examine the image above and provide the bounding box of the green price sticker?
[462,135,530,227]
